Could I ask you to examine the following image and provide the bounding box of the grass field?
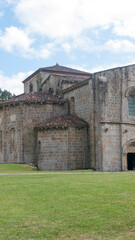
[0,164,135,240]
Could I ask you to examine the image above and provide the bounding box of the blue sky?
[1,0,135,94]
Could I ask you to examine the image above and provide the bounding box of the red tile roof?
[35,115,88,129]
[0,92,66,105]
[23,64,92,83]
[41,64,91,74]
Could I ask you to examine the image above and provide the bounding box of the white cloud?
[2,0,135,59]
[72,37,94,51]
[0,26,53,59]
[12,0,135,39]
[0,26,34,53]
[104,40,135,53]
[0,70,33,95]
[62,43,71,53]
[89,64,120,73]
[61,38,135,54]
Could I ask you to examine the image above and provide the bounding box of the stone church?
[0,63,135,171]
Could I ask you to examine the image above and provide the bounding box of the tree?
[36,73,43,92]
[0,88,15,102]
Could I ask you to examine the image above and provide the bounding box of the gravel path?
[0,171,133,176]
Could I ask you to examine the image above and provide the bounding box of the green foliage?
[0,169,135,239]
[36,73,43,92]
[0,88,15,102]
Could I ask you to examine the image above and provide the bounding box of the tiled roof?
[0,92,66,105]
[23,64,92,83]
[62,78,90,94]
[41,64,91,75]
[35,115,88,129]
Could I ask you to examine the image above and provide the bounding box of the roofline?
[0,100,66,107]
[34,114,88,130]
[62,78,91,94]
[93,63,135,74]
[22,68,92,84]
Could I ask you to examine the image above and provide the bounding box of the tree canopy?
[0,88,15,102]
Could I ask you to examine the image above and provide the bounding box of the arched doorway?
[127,142,135,170]
[123,139,135,170]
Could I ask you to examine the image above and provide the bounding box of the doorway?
[127,153,135,170]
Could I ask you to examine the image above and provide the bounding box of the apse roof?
[35,114,88,129]
[0,92,66,105]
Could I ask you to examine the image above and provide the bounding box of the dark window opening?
[10,128,15,151]
[127,153,135,170]
[49,88,54,94]
[70,97,75,114]
[29,83,33,93]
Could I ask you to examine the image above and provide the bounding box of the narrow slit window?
[29,83,33,93]
[0,131,2,151]
[10,128,16,151]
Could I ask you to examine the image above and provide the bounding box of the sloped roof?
[0,92,66,105]
[23,64,92,83]
[41,64,91,74]
[35,115,88,129]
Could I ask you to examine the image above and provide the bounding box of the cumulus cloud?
[2,0,135,59]
[0,70,33,95]
[0,26,34,53]
[104,39,135,53]
[0,26,53,59]
[12,0,135,39]
[61,37,135,54]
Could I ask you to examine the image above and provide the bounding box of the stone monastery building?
[0,63,135,171]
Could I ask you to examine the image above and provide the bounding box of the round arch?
[122,138,135,170]
[125,86,135,97]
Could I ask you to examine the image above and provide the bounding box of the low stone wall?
[37,127,87,170]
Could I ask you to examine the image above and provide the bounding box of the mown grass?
[0,165,135,239]
[0,164,94,173]
[0,164,33,173]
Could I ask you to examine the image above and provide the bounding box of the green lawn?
[0,163,34,173]
[0,165,135,240]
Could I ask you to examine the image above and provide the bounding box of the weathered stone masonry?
[1,63,135,171]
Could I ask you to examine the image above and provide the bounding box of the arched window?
[125,87,135,117]
[128,96,135,116]
[10,128,16,151]
[29,83,33,93]
[70,97,75,114]
[48,88,54,94]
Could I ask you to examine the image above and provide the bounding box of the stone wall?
[42,74,64,95]
[0,105,24,163]
[37,127,87,170]
[23,102,67,164]
[93,64,135,171]
[0,102,67,164]
[63,81,93,169]
[24,72,49,93]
